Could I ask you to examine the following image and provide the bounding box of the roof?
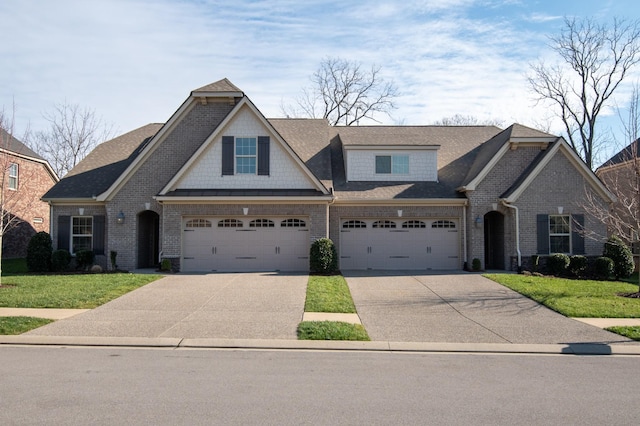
[0,127,45,160]
[42,124,162,199]
[599,138,640,169]
[192,78,243,94]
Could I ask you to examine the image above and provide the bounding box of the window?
[281,219,306,228]
[375,155,409,174]
[218,219,243,228]
[72,216,93,253]
[236,137,257,174]
[8,163,18,190]
[549,215,571,253]
[250,219,274,228]
[432,220,456,228]
[402,220,426,228]
[342,220,367,229]
[186,219,212,228]
[372,220,396,228]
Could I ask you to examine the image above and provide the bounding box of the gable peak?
[192,78,243,95]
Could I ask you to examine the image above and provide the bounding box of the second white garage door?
[339,218,459,270]
[182,217,310,272]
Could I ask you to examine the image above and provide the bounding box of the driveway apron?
[26,272,308,340]
[344,271,634,344]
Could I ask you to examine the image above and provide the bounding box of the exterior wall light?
[475,215,483,226]
[78,208,84,216]
[557,206,564,214]
[397,210,403,217]
[116,211,125,224]
[243,207,249,216]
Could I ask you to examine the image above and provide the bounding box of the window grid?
[342,220,367,229]
[236,137,257,174]
[8,163,18,190]
[432,220,456,228]
[402,220,426,228]
[250,219,275,228]
[549,215,571,253]
[72,216,93,254]
[186,219,212,228]
[372,220,397,228]
[218,219,243,228]
[281,219,306,228]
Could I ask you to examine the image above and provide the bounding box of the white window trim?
[375,154,409,175]
[235,137,258,175]
[71,216,93,255]
[8,162,18,190]
[549,215,571,254]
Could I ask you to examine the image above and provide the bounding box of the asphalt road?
[1,346,639,425]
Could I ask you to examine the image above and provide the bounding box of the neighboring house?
[1,128,58,258]
[42,79,614,272]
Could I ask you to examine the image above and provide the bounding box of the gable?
[162,104,323,194]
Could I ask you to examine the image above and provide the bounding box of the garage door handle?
[212,247,217,255]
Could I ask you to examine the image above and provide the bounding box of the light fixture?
[397,209,403,218]
[558,206,564,214]
[116,211,125,224]
[492,203,498,211]
[145,202,151,211]
[475,215,483,226]
[78,208,84,216]
[243,207,249,216]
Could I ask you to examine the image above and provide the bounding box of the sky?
[1,0,640,165]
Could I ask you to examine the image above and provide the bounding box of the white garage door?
[182,217,309,272]
[340,218,459,270]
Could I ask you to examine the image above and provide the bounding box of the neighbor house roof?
[598,138,640,170]
[1,127,45,160]
[42,124,162,200]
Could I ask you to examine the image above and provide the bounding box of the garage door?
[182,217,309,272]
[339,218,459,270]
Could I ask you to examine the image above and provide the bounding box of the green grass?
[1,258,28,275]
[606,326,640,341]
[304,275,357,313]
[485,274,640,318]
[0,316,53,335]
[297,321,370,341]
[0,273,161,309]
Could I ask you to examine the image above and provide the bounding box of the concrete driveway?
[344,271,633,345]
[27,272,308,340]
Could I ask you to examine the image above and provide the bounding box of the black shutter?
[258,136,270,176]
[222,136,234,175]
[536,214,549,254]
[93,215,105,255]
[57,216,70,251]
[572,214,585,255]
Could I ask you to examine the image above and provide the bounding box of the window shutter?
[572,214,585,255]
[93,215,105,255]
[258,136,270,176]
[222,136,234,175]
[536,214,549,254]
[57,216,70,251]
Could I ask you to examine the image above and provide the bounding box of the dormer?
[342,144,440,182]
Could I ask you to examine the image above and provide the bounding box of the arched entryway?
[484,211,505,270]
[137,210,160,268]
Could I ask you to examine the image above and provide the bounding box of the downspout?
[463,205,468,268]
[501,200,521,270]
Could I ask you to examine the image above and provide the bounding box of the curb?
[2,335,640,355]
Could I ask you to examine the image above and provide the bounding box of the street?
[1,346,638,425]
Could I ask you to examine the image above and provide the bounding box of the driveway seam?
[411,275,513,344]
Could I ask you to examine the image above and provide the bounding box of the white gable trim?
[95,97,197,202]
[159,97,329,196]
[501,138,615,203]
[457,142,510,192]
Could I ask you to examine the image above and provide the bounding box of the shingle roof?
[599,138,640,169]
[192,78,243,94]
[0,127,44,160]
[42,124,162,199]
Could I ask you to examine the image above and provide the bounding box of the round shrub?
[594,256,614,280]
[75,249,95,270]
[310,238,338,274]
[26,231,53,272]
[603,235,634,279]
[471,258,482,271]
[547,253,570,276]
[51,249,72,272]
[568,255,587,277]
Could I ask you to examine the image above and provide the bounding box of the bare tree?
[282,57,399,126]
[31,101,113,177]
[432,114,504,127]
[528,17,640,169]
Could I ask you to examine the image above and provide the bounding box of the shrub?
[110,251,118,270]
[568,255,587,277]
[471,258,482,271]
[547,253,570,276]
[594,256,614,280]
[310,238,338,274]
[603,235,635,279]
[531,255,540,272]
[51,249,72,272]
[26,231,53,272]
[160,259,172,272]
[75,249,95,270]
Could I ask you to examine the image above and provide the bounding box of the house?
[1,128,58,258]
[41,79,614,272]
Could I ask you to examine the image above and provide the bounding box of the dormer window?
[375,155,409,174]
[236,137,257,174]
[221,136,270,176]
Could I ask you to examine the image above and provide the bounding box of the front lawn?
[0,273,161,309]
[485,274,640,318]
[0,317,53,335]
[606,326,640,341]
[297,321,370,341]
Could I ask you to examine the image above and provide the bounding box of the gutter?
[501,200,521,269]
